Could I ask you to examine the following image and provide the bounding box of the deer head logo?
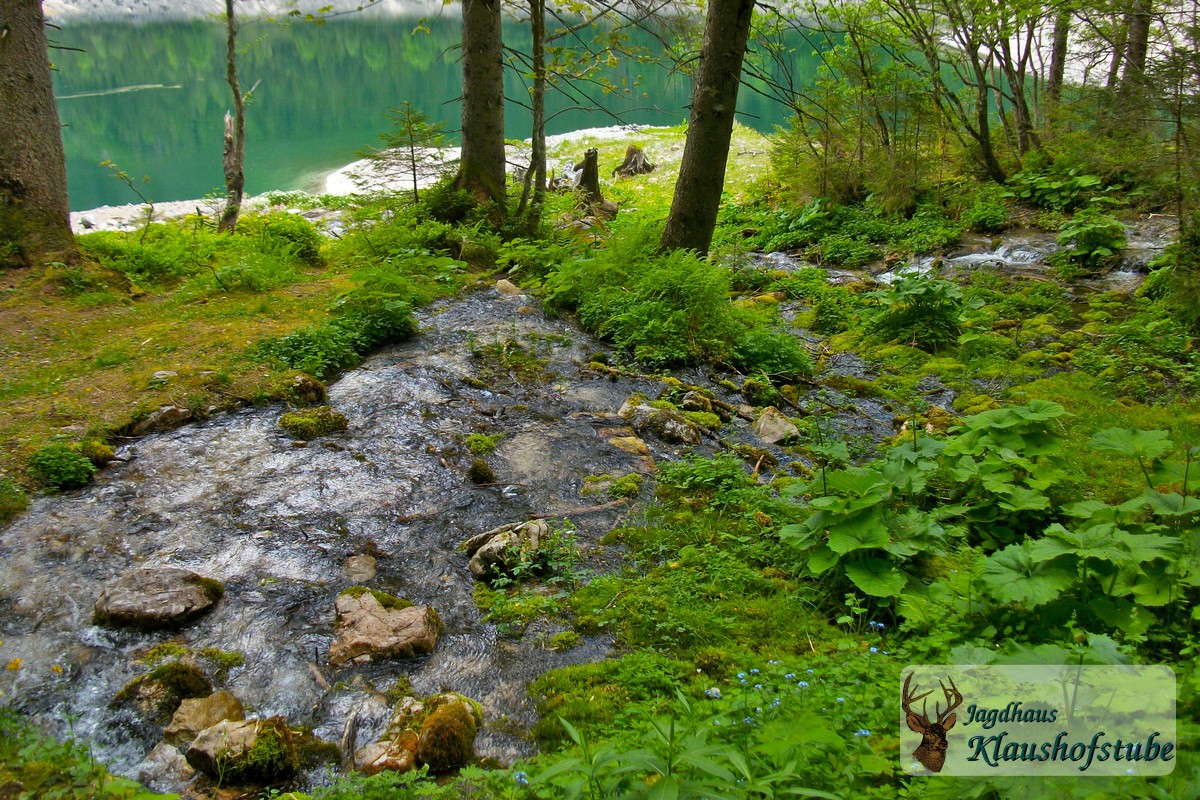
[902,673,963,773]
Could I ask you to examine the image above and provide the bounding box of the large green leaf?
[825,508,891,554]
[1139,490,1200,517]
[983,542,1076,606]
[844,558,908,597]
[1088,428,1173,460]
[1028,523,1133,567]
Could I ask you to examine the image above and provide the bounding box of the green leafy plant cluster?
[1052,207,1127,271]
[26,443,97,490]
[866,273,963,352]
[1008,167,1104,211]
[0,477,29,522]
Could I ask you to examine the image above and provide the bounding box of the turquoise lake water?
[53,14,806,211]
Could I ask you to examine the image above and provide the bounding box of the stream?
[0,214,1178,793]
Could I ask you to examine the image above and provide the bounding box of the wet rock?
[753,407,800,445]
[618,397,702,445]
[185,717,300,784]
[609,436,650,456]
[342,554,378,583]
[136,742,195,792]
[329,590,443,667]
[163,690,245,747]
[495,279,523,297]
[112,662,213,725]
[93,567,224,630]
[356,733,419,776]
[131,405,193,436]
[291,373,327,406]
[459,519,549,580]
[680,391,713,413]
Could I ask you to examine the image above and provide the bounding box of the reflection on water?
[53,15,803,210]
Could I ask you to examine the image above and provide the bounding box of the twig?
[530,498,631,519]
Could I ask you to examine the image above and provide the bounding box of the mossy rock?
[740,377,777,407]
[339,585,414,612]
[466,459,496,484]
[549,631,580,650]
[607,473,644,500]
[279,406,348,439]
[186,716,302,785]
[80,439,116,467]
[113,661,212,725]
[416,701,478,773]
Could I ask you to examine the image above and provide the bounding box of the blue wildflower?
[743,716,754,725]
[798,681,809,688]
[705,687,722,699]
[514,771,530,786]
[754,683,763,690]
[750,668,760,674]
[869,647,878,654]
[771,698,782,707]
[855,729,871,737]
[768,660,780,666]
[836,697,846,703]
[806,668,814,674]
[737,672,747,679]
[784,672,795,679]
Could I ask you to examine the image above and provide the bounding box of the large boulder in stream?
[458,519,549,580]
[185,717,301,784]
[329,588,443,667]
[355,692,483,776]
[93,567,224,631]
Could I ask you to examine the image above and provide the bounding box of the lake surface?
[52,14,806,211]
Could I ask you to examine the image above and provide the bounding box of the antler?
[902,673,935,724]
[936,677,963,725]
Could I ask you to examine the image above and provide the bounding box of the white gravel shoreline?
[70,125,671,233]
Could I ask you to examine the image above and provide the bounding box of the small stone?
[152,370,178,381]
[459,520,548,580]
[136,742,195,792]
[753,406,800,445]
[680,391,713,413]
[495,279,523,297]
[343,555,378,583]
[131,405,193,436]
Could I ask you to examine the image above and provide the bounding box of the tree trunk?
[517,0,546,221]
[454,0,507,209]
[660,0,755,255]
[1106,10,1131,90]
[0,0,77,266]
[218,0,245,233]
[1047,11,1070,103]
[1121,0,1152,89]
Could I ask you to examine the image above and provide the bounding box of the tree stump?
[612,145,656,178]
[572,148,618,218]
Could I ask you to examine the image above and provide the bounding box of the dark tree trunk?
[0,0,77,266]
[1047,11,1070,103]
[1121,0,1152,89]
[454,0,507,208]
[573,148,615,216]
[218,0,245,233]
[1106,10,1131,90]
[660,0,755,255]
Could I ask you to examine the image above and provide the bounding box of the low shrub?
[27,443,97,490]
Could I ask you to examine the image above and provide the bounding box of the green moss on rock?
[279,405,348,439]
[416,702,478,772]
[339,585,415,611]
[466,459,496,484]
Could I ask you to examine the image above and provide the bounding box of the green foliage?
[657,453,754,506]
[1139,214,1200,333]
[0,477,29,522]
[960,184,1011,232]
[236,212,323,266]
[1008,167,1104,211]
[257,273,419,379]
[27,443,97,490]
[1053,207,1127,271]
[866,274,963,352]
[0,707,176,799]
[419,181,476,225]
[730,326,812,378]
[363,102,448,203]
[607,473,644,499]
[279,406,348,439]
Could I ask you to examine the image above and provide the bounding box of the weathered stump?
[572,148,618,218]
[612,145,656,177]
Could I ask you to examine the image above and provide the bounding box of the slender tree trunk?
[218,0,245,233]
[517,0,546,221]
[661,0,755,254]
[455,0,507,208]
[1106,11,1130,90]
[1047,11,1070,103]
[0,0,77,266]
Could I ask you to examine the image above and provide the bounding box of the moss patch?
[339,585,415,611]
[279,405,348,439]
